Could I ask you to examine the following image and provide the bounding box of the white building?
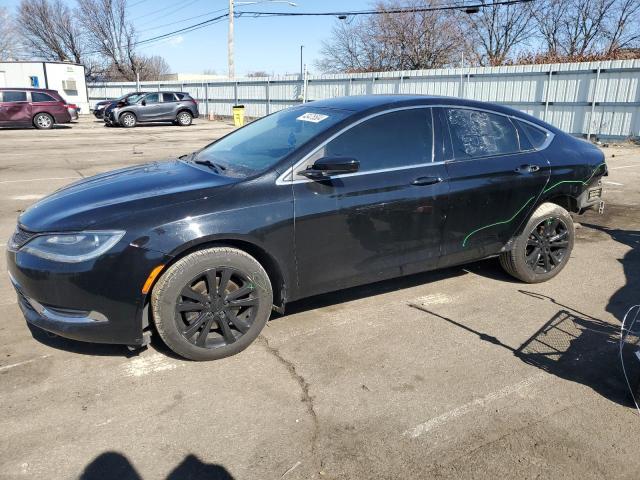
[0,61,89,113]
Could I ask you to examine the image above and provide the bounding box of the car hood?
[19,161,237,232]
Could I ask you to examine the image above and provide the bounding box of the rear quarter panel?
[539,133,606,203]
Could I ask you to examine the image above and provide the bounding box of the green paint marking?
[462,196,535,247]
[462,162,606,248]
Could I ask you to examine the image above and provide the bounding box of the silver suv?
[104,91,199,128]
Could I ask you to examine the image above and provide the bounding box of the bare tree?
[17,0,86,63]
[317,0,468,73]
[77,0,140,81]
[137,55,171,80]
[531,0,640,57]
[0,7,17,61]
[464,2,535,66]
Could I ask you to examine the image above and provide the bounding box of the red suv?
[0,88,73,130]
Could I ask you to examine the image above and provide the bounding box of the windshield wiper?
[194,159,227,175]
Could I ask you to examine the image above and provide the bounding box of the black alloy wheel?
[151,247,273,360]
[525,217,570,274]
[176,268,259,348]
[499,202,574,283]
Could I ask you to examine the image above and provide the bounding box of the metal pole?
[300,45,304,79]
[228,0,235,79]
[205,83,209,117]
[266,80,270,115]
[136,72,140,92]
[544,69,552,121]
[302,65,309,103]
[588,67,601,141]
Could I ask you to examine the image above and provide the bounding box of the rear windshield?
[193,106,350,178]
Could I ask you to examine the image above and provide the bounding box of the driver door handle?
[515,164,541,173]
[411,176,443,186]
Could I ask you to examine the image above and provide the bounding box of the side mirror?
[298,156,359,180]
[141,100,146,106]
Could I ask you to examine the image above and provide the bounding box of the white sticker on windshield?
[297,112,329,123]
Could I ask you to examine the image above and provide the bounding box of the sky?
[3,0,374,75]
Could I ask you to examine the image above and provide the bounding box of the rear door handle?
[411,176,443,186]
[515,164,541,173]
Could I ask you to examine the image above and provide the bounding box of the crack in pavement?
[258,335,320,454]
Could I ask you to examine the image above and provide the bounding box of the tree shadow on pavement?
[409,290,639,408]
[79,451,234,480]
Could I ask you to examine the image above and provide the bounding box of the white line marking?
[10,194,45,201]
[122,352,180,377]
[413,293,453,306]
[403,373,546,439]
[610,164,640,170]
[604,181,624,186]
[0,176,78,185]
[0,355,50,371]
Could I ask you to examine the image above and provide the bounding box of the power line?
[133,0,533,47]
[137,7,229,33]
[238,0,534,18]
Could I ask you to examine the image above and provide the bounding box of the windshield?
[193,106,350,178]
[124,93,145,104]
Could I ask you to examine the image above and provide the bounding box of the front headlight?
[22,231,125,263]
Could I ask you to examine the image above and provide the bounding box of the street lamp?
[300,45,304,79]
[228,0,297,78]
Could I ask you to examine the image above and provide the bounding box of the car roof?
[308,95,558,132]
[0,87,59,92]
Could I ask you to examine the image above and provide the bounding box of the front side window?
[446,108,519,159]
[31,92,56,102]
[194,106,351,178]
[305,108,433,173]
[3,91,27,102]
[144,93,159,104]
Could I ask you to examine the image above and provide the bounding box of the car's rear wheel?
[499,202,574,283]
[176,111,192,126]
[120,112,137,128]
[151,247,273,361]
[33,113,54,130]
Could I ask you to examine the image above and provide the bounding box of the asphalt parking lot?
[1,117,640,480]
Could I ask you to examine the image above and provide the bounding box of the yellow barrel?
[232,105,245,127]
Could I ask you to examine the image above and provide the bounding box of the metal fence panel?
[88,59,640,138]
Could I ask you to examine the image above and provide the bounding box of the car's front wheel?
[33,113,54,130]
[499,202,574,283]
[151,247,273,361]
[120,112,137,128]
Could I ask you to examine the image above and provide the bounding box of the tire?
[33,113,54,130]
[176,111,192,126]
[499,202,574,283]
[151,247,273,361]
[120,112,137,128]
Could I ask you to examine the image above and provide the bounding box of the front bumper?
[6,240,169,346]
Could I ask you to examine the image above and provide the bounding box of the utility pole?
[228,0,235,79]
[300,45,304,79]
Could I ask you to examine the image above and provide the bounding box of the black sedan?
[6,95,606,361]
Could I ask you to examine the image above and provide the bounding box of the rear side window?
[445,108,519,159]
[515,120,548,149]
[31,92,56,102]
[175,93,190,100]
[3,91,27,102]
[162,93,176,102]
[319,108,433,172]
